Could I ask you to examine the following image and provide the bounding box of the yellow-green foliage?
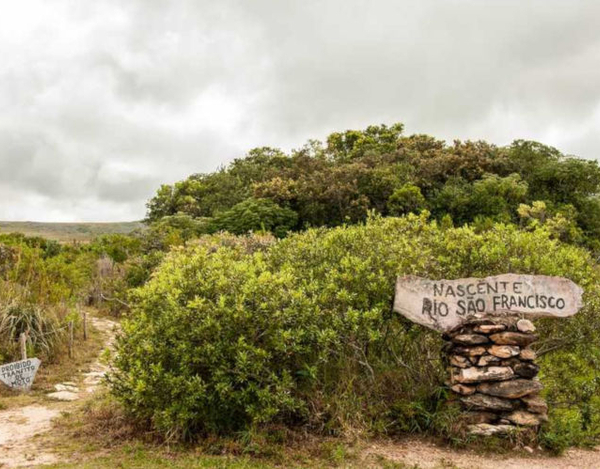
[0,234,96,361]
[111,215,600,446]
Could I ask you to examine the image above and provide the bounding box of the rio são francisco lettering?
[422,280,567,319]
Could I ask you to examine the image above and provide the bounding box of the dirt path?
[365,438,600,468]
[0,316,118,468]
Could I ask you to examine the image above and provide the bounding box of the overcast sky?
[1,0,599,222]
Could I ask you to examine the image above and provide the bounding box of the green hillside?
[0,220,145,242]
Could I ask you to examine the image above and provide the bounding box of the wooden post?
[83,311,88,341]
[68,321,74,358]
[19,332,27,360]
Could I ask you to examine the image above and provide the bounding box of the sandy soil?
[365,438,600,468]
[0,316,118,468]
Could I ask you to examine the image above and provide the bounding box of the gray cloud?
[1,0,599,221]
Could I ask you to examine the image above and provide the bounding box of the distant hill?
[0,221,145,242]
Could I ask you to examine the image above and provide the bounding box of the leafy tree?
[325,123,404,161]
[387,184,426,215]
[211,198,298,238]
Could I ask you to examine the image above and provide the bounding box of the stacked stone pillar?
[445,316,548,436]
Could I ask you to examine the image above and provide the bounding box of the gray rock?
[477,379,543,399]
[517,319,536,333]
[506,410,546,426]
[460,393,515,411]
[520,348,537,361]
[454,366,514,384]
[521,395,548,414]
[450,355,471,368]
[490,332,538,346]
[474,324,507,334]
[477,355,501,366]
[453,346,487,356]
[451,384,476,395]
[47,390,79,401]
[514,362,540,379]
[453,334,490,345]
[488,345,520,358]
[499,357,521,367]
[462,411,498,424]
[468,423,515,436]
[54,383,79,393]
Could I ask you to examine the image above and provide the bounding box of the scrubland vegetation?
[3,123,600,459]
[0,221,144,242]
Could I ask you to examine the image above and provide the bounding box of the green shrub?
[0,234,95,362]
[110,215,600,443]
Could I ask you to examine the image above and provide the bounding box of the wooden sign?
[393,274,583,332]
[0,358,41,391]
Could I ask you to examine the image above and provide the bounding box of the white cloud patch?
[1,0,599,221]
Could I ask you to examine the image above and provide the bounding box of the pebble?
[517,319,536,333]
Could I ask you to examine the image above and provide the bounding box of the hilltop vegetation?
[146,123,600,251]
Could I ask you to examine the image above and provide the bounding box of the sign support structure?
[393,274,583,436]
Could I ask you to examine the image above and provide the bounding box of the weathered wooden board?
[393,274,583,332]
[0,358,41,391]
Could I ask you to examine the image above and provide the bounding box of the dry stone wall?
[445,317,547,435]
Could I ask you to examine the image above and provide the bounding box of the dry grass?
[46,391,388,468]
[0,312,105,409]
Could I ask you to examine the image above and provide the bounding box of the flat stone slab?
[506,410,547,426]
[453,334,489,345]
[54,383,79,393]
[450,355,471,368]
[47,391,79,401]
[468,423,515,436]
[488,345,520,358]
[490,332,537,346]
[522,395,548,414]
[477,379,543,399]
[393,274,583,332]
[461,393,515,412]
[514,362,539,378]
[477,355,501,366]
[451,384,476,395]
[453,366,514,384]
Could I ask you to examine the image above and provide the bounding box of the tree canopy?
[145,123,600,251]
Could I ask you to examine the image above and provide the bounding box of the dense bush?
[0,234,95,361]
[110,215,600,446]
